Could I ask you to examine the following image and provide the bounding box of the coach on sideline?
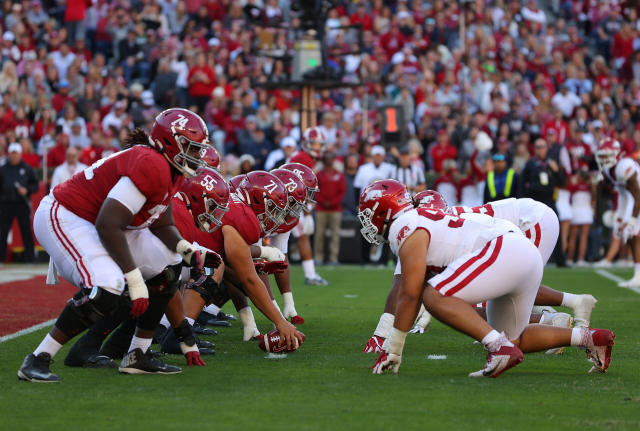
[0,142,39,262]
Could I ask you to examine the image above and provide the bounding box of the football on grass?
[258,329,305,353]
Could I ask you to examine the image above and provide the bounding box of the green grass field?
[1,266,639,431]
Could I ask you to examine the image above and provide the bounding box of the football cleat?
[618,276,640,288]
[469,345,524,378]
[18,353,60,383]
[83,354,118,368]
[583,328,615,373]
[594,259,612,268]
[540,311,573,355]
[572,294,597,328]
[363,335,385,353]
[291,315,305,324]
[216,311,237,321]
[193,323,219,336]
[119,348,182,375]
[305,276,329,286]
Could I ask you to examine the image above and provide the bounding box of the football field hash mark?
[427,355,447,360]
[344,294,358,298]
[265,353,288,359]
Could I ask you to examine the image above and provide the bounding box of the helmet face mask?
[173,133,209,177]
[260,196,287,235]
[357,180,412,245]
[301,127,326,159]
[358,206,382,245]
[197,195,228,233]
[595,150,617,170]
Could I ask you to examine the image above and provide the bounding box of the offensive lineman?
[18,108,220,382]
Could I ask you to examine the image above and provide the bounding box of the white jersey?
[448,198,548,234]
[605,157,640,221]
[388,208,518,269]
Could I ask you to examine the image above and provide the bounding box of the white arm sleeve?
[106,176,147,215]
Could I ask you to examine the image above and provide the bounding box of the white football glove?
[259,245,286,262]
[372,352,402,374]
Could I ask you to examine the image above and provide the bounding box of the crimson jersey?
[54,146,184,228]
[172,194,261,257]
[288,150,315,169]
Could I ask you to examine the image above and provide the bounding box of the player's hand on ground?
[185,350,206,366]
[259,246,286,262]
[372,352,402,374]
[275,320,304,351]
[363,335,385,353]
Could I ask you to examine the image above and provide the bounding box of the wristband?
[124,268,147,300]
[179,342,198,355]
[387,327,408,356]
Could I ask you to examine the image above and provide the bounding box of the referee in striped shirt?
[392,146,426,194]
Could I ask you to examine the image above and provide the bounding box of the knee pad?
[146,264,183,297]
[56,287,121,337]
[185,276,227,305]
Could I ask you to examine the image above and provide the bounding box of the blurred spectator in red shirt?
[188,52,216,113]
[47,133,69,169]
[429,129,458,173]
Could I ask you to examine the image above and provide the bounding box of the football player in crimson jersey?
[360,180,615,377]
[166,170,305,349]
[364,191,598,354]
[257,168,309,324]
[596,137,640,288]
[281,161,328,286]
[19,108,221,382]
[63,167,230,367]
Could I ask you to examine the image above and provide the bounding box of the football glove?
[177,240,222,270]
[124,268,149,317]
[363,335,385,353]
[371,351,402,374]
[259,245,286,262]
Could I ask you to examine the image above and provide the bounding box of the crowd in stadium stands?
[0,0,639,266]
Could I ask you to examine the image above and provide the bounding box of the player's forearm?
[150,224,183,252]
[97,226,137,273]
[394,293,422,332]
[243,275,287,325]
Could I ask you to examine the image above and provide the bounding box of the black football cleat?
[216,311,237,321]
[198,339,215,349]
[118,348,182,375]
[199,347,215,355]
[18,353,60,383]
[84,354,118,369]
[205,318,232,327]
[196,311,217,326]
[193,323,218,335]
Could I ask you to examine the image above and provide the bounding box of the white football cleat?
[572,294,597,328]
[540,311,573,355]
[594,259,612,268]
[243,325,260,341]
[618,276,640,289]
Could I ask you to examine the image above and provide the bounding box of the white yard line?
[594,269,640,295]
[0,319,55,344]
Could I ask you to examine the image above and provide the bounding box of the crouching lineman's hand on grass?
[125,268,149,317]
[177,240,222,270]
[276,320,305,351]
[372,351,402,374]
[185,350,206,366]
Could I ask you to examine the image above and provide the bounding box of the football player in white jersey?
[359,180,615,377]
[363,191,598,354]
[595,137,640,288]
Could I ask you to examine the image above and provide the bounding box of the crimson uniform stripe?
[443,236,503,297]
[50,201,93,288]
[525,229,531,239]
[534,223,541,248]
[434,240,493,291]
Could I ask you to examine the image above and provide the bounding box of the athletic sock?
[33,334,63,357]
[204,304,221,315]
[186,317,195,326]
[302,259,317,279]
[482,330,514,352]
[373,313,394,338]
[635,263,640,278]
[128,335,152,354]
[570,327,589,347]
[159,315,170,329]
[239,306,256,327]
[561,292,579,308]
[282,292,297,314]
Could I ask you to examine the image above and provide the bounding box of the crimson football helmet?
[301,126,326,159]
[271,168,307,228]
[229,174,245,193]
[235,171,288,236]
[595,137,622,171]
[202,146,221,170]
[413,190,448,211]
[358,180,413,245]
[281,162,319,205]
[179,167,229,233]
[150,108,209,177]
